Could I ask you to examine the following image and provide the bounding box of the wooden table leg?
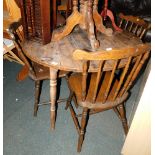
[52,11,83,41]
[101,9,122,32]
[52,0,83,41]
[50,68,58,130]
[52,0,113,49]
[93,0,113,36]
[87,0,99,50]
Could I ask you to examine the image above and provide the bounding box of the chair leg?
[65,91,74,110]
[68,101,80,134]
[65,75,78,109]
[73,94,78,108]
[66,92,78,109]
[77,108,89,152]
[118,103,128,135]
[113,107,121,120]
[34,80,41,116]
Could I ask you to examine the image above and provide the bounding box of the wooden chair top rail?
[73,43,151,60]
[73,43,151,102]
[119,13,148,26]
[118,13,151,40]
[119,13,150,29]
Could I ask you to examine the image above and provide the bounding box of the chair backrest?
[3,38,25,65]
[73,43,150,106]
[118,13,151,40]
[7,20,35,76]
[58,0,72,18]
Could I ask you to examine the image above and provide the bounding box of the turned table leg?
[87,0,99,50]
[50,68,58,130]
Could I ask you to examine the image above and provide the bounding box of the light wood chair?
[65,43,150,152]
[7,20,69,116]
[118,13,151,40]
[3,18,24,66]
[3,38,24,65]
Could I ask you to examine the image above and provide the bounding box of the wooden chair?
[57,0,72,19]
[3,38,24,65]
[118,13,151,40]
[52,0,72,28]
[65,43,150,152]
[7,20,69,116]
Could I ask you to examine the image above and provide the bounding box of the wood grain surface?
[23,28,142,72]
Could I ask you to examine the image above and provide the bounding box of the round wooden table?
[23,28,142,129]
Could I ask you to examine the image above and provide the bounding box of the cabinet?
[20,0,51,44]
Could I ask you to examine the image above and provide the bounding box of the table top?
[23,28,142,72]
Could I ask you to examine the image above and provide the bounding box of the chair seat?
[30,62,69,81]
[68,72,127,109]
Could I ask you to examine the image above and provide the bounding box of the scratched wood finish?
[23,28,143,73]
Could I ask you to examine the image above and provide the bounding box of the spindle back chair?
[66,43,150,152]
[118,13,151,40]
[7,20,68,116]
[3,20,25,66]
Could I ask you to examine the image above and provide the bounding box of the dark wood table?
[23,28,142,129]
